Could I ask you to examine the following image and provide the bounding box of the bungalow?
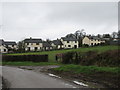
[0,39,8,53]
[51,39,63,49]
[23,38,43,51]
[60,37,79,49]
[82,36,105,46]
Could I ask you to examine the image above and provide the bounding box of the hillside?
[6,45,119,62]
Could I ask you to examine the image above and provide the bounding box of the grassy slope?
[6,45,119,62]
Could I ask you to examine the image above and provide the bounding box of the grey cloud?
[1,2,118,41]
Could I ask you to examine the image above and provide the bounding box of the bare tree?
[111,32,118,38]
[74,29,86,47]
[66,33,76,38]
[74,29,86,39]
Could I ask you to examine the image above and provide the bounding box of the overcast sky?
[0,1,118,42]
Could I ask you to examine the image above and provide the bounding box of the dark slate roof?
[24,38,42,43]
[89,36,101,40]
[43,42,52,47]
[52,40,63,45]
[4,41,17,45]
[86,36,105,41]
[61,37,78,41]
[0,39,4,45]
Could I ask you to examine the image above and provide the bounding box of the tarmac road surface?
[0,66,80,88]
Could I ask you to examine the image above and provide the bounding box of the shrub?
[61,50,119,67]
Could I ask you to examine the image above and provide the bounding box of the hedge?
[2,54,48,62]
[60,50,120,67]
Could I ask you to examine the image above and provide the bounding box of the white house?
[60,37,79,49]
[23,38,43,51]
[0,39,8,53]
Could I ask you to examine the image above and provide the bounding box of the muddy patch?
[47,69,119,88]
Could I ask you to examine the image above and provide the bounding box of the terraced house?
[82,36,105,46]
[24,38,43,51]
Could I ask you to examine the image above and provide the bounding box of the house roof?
[89,36,101,40]
[4,41,17,45]
[52,40,63,45]
[24,38,42,43]
[85,36,105,41]
[61,37,78,41]
[43,42,52,47]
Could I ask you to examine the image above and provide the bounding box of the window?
[28,47,30,51]
[35,47,38,51]
[12,45,14,47]
[74,45,77,48]
[67,41,69,43]
[91,43,93,46]
[36,43,39,45]
[4,49,6,52]
[31,43,33,45]
[75,41,77,43]
[68,45,71,47]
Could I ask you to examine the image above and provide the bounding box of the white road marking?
[73,81,88,87]
[48,73,61,78]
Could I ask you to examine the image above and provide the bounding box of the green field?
[6,45,119,62]
[52,64,120,74]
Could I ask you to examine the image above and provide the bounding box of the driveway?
[0,66,80,88]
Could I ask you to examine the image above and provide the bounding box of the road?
[0,66,79,88]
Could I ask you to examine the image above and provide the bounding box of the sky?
[0,0,119,42]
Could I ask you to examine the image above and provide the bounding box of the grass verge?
[1,61,61,66]
[52,64,120,74]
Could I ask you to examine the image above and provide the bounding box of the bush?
[61,50,119,67]
[61,52,75,64]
